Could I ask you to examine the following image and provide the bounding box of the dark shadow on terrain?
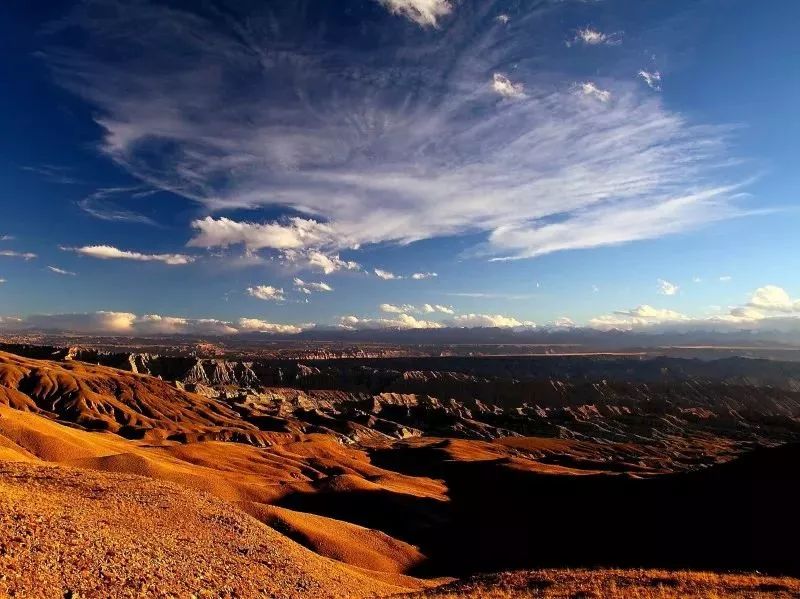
[278,442,800,578]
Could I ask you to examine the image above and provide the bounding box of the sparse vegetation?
[408,569,800,598]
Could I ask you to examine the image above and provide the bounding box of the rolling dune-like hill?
[1,349,799,597]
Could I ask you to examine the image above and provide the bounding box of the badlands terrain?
[0,345,799,597]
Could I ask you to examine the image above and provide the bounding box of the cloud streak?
[0,250,37,260]
[64,245,193,265]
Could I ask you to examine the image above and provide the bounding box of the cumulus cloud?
[380,303,416,314]
[189,217,335,252]
[247,285,285,302]
[589,304,687,329]
[657,279,679,296]
[587,286,800,332]
[65,245,193,265]
[0,250,37,260]
[451,313,535,328]
[339,314,443,330]
[0,235,14,241]
[491,73,526,99]
[747,285,800,313]
[0,279,6,284]
[237,318,303,334]
[638,70,662,91]
[293,278,333,295]
[376,0,453,27]
[411,272,438,280]
[303,252,360,275]
[45,1,744,265]
[47,266,76,276]
[135,314,239,335]
[567,27,621,47]
[423,303,454,314]
[573,81,612,102]
[375,269,402,280]
[0,311,303,336]
[495,14,510,24]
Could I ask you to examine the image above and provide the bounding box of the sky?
[1,0,799,336]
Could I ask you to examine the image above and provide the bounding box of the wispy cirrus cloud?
[0,250,37,260]
[43,0,745,266]
[78,186,159,225]
[47,266,76,276]
[63,245,193,265]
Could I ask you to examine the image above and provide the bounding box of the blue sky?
[1,0,799,335]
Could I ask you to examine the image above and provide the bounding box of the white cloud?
[375,268,402,280]
[135,314,239,336]
[552,317,576,328]
[47,1,744,265]
[450,313,534,328]
[567,27,621,47]
[573,81,612,102]
[380,303,416,314]
[0,311,303,335]
[486,185,741,260]
[305,252,360,275]
[638,70,662,91]
[189,217,335,251]
[586,286,800,332]
[0,279,6,284]
[12,311,138,334]
[693,276,702,283]
[247,285,285,302]
[339,314,443,330]
[292,278,333,294]
[47,266,76,276]
[0,250,37,260]
[491,73,526,99]
[495,14,510,24]
[657,279,679,296]
[589,304,688,330]
[0,235,14,241]
[425,304,454,314]
[411,272,438,280]
[719,275,732,282]
[747,285,800,313]
[376,0,452,27]
[237,318,303,334]
[65,245,193,265]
